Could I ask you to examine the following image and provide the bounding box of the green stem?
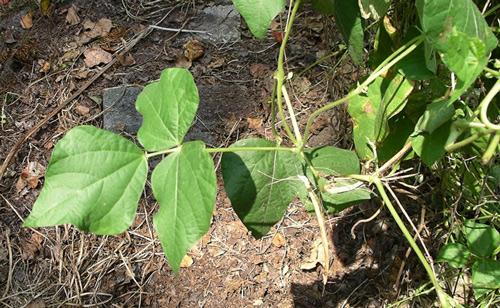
[373,177,451,308]
[482,132,500,165]
[205,146,297,154]
[145,147,180,158]
[479,79,500,131]
[282,85,303,146]
[445,129,496,152]
[275,0,302,144]
[303,35,425,143]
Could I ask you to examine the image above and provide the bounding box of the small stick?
[149,25,209,34]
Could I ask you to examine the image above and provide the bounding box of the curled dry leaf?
[20,11,33,29]
[179,255,194,268]
[175,54,192,69]
[300,239,326,270]
[117,53,135,67]
[271,233,286,248]
[74,104,90,116]
[16,161,46,192]
[183,39,204,61]
[65,5,80,26]
[83,46,112,68]
[78,18,113,45]
[249,63,270,79]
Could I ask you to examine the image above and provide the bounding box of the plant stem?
[445,129,496,152]
[205,146,297,154]
[479,79,500,131]
[373,177,451,308]
[275,0,302,145]
[145,147,180,158]
[482,132,500,165]
[282,85,303,146]
[303,35,425,143]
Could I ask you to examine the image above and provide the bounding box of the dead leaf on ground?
[175,54,192,69]
[117,53,135,66]
[21,232,44,260]
[247,117,263,130]
[20,11,33,29]
[78,18,113,45]
[40,0,51,16]
[74,104,90,116]
[37,59,50,73]
[300,239,326,270]
[271,233,286,248]
[183,39,204,61]
[16,161,45,192]
[83,46,112,68]
[65,5,80,26]
[180,255,194,268]
[249,63,270,79]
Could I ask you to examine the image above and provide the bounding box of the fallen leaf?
[74,104,90,116]
[300,239,325,270]
[249,63,270,79]
[247,117,263,130]
[65,5,80,26]
[78,18,113,45]
[117,53,135,66]
[175,54,192,69]
[21,232,43,260]
[40,0,51,16]
[16,161,45,192]
[37,59,50,73]
[83,46,112,68]
[60,49,80,63]
[271,31,283,43]
[179,255,193,268]
[271,233,286,248]
[20,11,33,29]
[183,39,204,61]
[74,68,89,79]
[0,0,11,5]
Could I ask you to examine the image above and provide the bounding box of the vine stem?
[372,177,451,308]
[479,78,500,131]
[482,132,500,164]
[445,128,496,152]
[145,146,298,158]
[282,85,303,146]
[303,35,425,143]
[274,0,302,145]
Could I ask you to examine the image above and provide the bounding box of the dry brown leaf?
[117,53,135,66]
[21,232,43,260]
[175,54,192,69]
[20,11,33,29]
[83,46,112,68]
[300,239,325,270]
[65,5,80,26]
[247,117,263,130]
[74,104,90,116]
[249,63,270,79]
[37,59,50,73]
[271,233,286,248]
[183,39,204,61]
[78,18,113,45]
[16,161,45,192]
[179,255,193,268]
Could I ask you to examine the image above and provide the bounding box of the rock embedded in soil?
[188,5,241,43]
[102,86,143,134]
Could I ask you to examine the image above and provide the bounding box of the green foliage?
[231,0,285,39]
[221,139,303,237]
[437,243,471,268]
[136,68,199,151]
[472,260,500,297]
[358,0,390,20]
[152,141,216,272]
[464,221,500,258]
[24,126,148,235]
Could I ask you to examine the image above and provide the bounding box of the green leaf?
[358,0,390,20]
[378,113,415,162]
[306,146,360,176]
[322,178,372,213]
[221,139,303,238]
[437,243,471,268]
[152,141,216,272]
[416,0,497,104]
[464,221,500,257]
[331,0,364,65]
[24,126,148,235]
[311,0,335,15]
[348,73,414,160]
[411,121,452,167]
[472,259,500,292]
[396,27,435,80]
[231,0,286,39]
[136,68,199,152]
[415,100,455,134]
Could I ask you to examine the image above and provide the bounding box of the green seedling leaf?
[221,139,303,238]
[464,220,500,257]
[437,243,471,268]
[472,259,500,294]
[349,73,414,160]
[231,0,286,39]
[136,68,199,152]
[306,146,360,176]
[358,0,390,20]
[24,126,148,235]
[330,0,364,64]
[152,141,216,273]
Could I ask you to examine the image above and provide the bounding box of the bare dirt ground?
[0,1,434,307]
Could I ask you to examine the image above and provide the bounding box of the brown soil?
[0,1,430,307]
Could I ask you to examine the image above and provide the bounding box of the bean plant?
[24,0,499,306]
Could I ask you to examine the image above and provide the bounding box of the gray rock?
[189,5,241,43]
[102,86,143,134]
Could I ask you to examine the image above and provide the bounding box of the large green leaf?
[348,73,414,160]
[412,121,452,167]
[396,27,435,80]
[322,178,372,213]
[311,0,364,63]
[231,0,286,39]
[464,220,500,257]
[24,126,148,235]
[152,141,216,272]
[358,0,390,20]
[437,243,471,269]
[416,0,497,103]
[306,146,360,176]
[136,68,199,152]
[221,139,303,237]
[472,259,500,292]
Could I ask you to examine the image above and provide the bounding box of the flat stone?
[102,86,142,134]
[189,5,241,44]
